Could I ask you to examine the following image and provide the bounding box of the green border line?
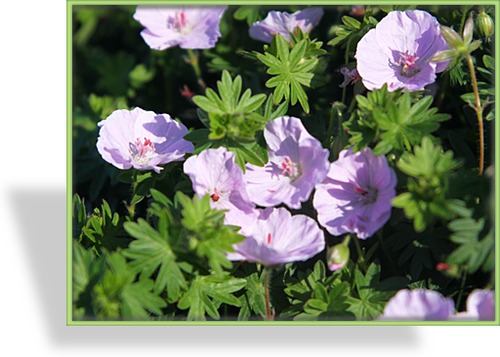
[67,0,499,326]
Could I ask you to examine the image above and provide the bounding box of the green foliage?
[193,70,267,140]
[233,6,261,26]
[238,270,267,320]
[177,274,246,320]
[178,192,245,276]
[73,194,130,253]
[393,137,464,232]
[345,86,450,155]
[446,216,494,274]
[345,263,400,319]
[73,243,166,320]
[256,33,327,113]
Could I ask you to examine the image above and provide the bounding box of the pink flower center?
[266,233,272,245]
[280,156,300,179]
[130,137,156,165]
[354,186,378,205]
[398,51,421,78]
[167,11,188,32]
[210,188,221,203]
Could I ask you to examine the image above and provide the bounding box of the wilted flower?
[133,6,227,50]
[313,147,397,239]
[96,108,193,173]
[339,67,361,88]
[228,207,325,266]
[453,289,495,321]
[249,7,323,43]
[183,147,256,230]
[379,289,455,320]
[355,10,450,92]
[244,116,330,210]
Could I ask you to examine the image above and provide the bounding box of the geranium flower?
[249,7,323,43]
[453,289,495,321]
[244,116,330,210]
[355,10,450,92]
[313,147,397,239]
[183,147,256,231]
[133,6,227,50]
[228,207,325,266]
[96,108,193,173]
[379,289,455,320]
[339,67,361,88]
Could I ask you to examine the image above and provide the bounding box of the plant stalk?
[187,49,207,90]
[464,51,484,175]
[263,267,274,321]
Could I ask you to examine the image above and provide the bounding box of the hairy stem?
[187,49,207,90]
[353,236,368,272]
[464,51,484,175]
[263,267,274,321]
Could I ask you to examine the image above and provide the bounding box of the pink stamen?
[266,233,272,244]
[211,193,220,202]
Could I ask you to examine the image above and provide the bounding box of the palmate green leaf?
[233,6,260,26]
[257,35,323,113]
[177,274,246,320]
[446,217,494,274]
[177,192,245,276]
[346,263,397,319]
[92,251,166,319]
[123,218,187,302]
[238,271,267,319]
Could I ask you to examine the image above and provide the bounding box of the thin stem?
[128,170,139,219]
[353,237,368,272]
[464,51,484,175]
[186,49,207,90]
[263,267,273,321]
[456,271,468,309]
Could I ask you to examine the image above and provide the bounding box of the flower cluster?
[81,5,495,323]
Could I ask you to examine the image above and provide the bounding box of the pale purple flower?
[249,7,323,43]
[244,116,330,210]
[96,108,193,173]
[133,6,227,50]
[183,147,256,231]
[379,289,455,320]
[453,289,495,321]
[228,207,325,266]
[313,147,397,239]
[355,10,450,92]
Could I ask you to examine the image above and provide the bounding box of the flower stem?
[186,49,207,90]
[464,51,484,175]
[263,267,274,321]
[456,270,468,309]
[128,170,139,219]
[353,237,368,272]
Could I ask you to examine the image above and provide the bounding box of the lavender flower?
[379,289,455,320]
[183,147,256,231]
[228,207,325,266]
[244,116,330,210]
[313,147,397,239]
[249,7,323,43]
[453,289,495,321]
[133,6,226,50]
[355,10,450,92]
[96,108,193,173]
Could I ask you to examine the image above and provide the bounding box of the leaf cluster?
[256,31,327,113]
[392,137,464,232]
[344,85,450,155]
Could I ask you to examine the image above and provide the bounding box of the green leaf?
[178,274,246,320]
[123,218,187,301]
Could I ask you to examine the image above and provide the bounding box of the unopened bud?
[477,11,494,40]
[463,13,474,45]
[327,242,350,272]
[440,25,466,51]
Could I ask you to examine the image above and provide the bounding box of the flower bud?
[463,13,474,45]
[327,242,350,272]
[440,25,466,51]
[477,11,494,40]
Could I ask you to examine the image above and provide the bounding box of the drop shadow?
[11,187,418,349]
